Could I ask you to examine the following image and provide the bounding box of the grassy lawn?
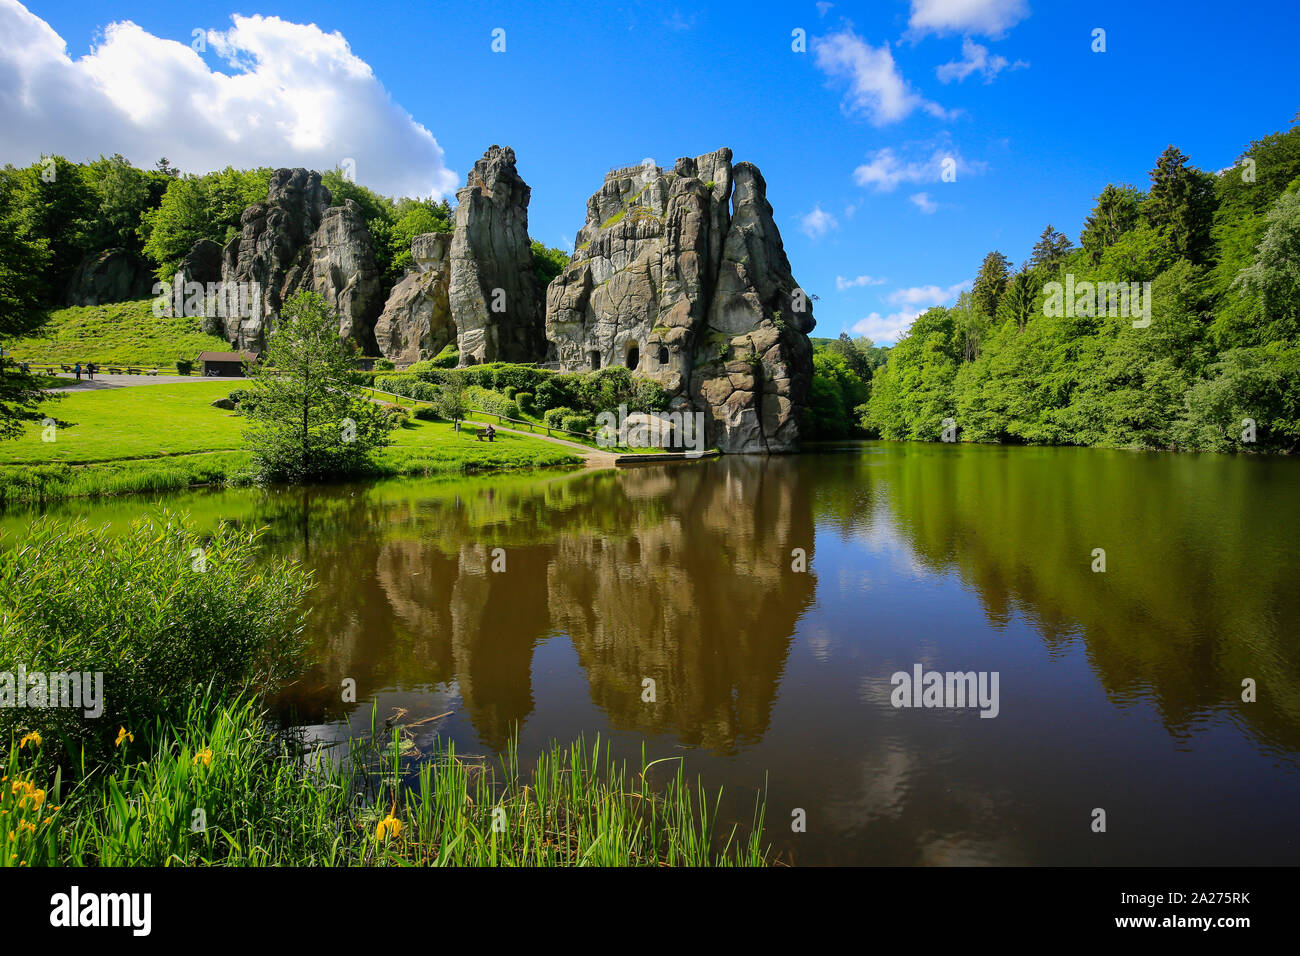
[0,381,582,505]
[1,381,241,464]
[5,298,230,370]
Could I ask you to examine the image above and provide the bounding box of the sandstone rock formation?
[448,146,545,364]
[178,238,223,287]
[544,148,815,452]
[64,248,154,306]
[175,239,226,335]
[219,168,381,353]
[373,232,455,365]
[310,201,383,350]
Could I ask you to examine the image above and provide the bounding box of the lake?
[9,442,1299,865]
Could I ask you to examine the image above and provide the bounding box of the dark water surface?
[12,443,1300,864]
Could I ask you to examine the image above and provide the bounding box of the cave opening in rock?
[590,350,601,370]
[658,345,669,366]
[626,345,639,370]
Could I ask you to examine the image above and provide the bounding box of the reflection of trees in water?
[820,444,1300,755]
[256,462,814,752]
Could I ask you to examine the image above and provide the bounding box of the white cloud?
[852,279,971,343]
[884,280,970,308]
[908,0,1029,38]
[852,310,923,343]
[813,28,950,125]
[936,37,1027,83]
[816,2,835,17]
[0,2,458,198]
[909,191,938,213]
[852,143,984,192]
[836,274,887,290]
[800,204,838,239]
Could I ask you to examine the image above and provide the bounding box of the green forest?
[806,117,1300,454]
[0,155,461,301]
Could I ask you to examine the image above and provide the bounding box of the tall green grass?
[0,510,311,760]
[0,453,254,507]
[3,696,767,867]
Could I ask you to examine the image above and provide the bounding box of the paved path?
[474,421,621,468]
[46,373,217,389]
[465,420,716,468]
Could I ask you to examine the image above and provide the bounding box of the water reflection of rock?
[379,540,554,748]
[268,460,815,751]
[551,459,815,751]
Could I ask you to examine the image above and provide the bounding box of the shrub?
[543,406,575,428]
[631,378,670,413]
[464,385,519,420]
[0,510,312,762]
[535,378,578,413]
[432,343,459,368]
[373,358,395,371]
[575,366,643,414]
[515,391,534,415]
[412,406,440,421]
[373,374,440,403]
[372,373,414,393]
[176,359,194,376]
[561,413,596,435]
[227,387,261,413]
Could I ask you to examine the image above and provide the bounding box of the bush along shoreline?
[0,510,769,867]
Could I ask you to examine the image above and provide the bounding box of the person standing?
[74,362,81,382]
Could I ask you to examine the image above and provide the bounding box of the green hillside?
[6,298,230,370]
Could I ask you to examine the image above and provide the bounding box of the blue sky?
[4,0,1297,342]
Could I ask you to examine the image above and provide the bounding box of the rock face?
[545,149,815,453]
[310,201,383,350]
[178,239,224,287]
[373,232,455,365]
[219,168,381,353]
[64,248,154,306]
[448,146,545,364]
[177,239,226,335]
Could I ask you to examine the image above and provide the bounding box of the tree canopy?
[862,117,1300,454]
